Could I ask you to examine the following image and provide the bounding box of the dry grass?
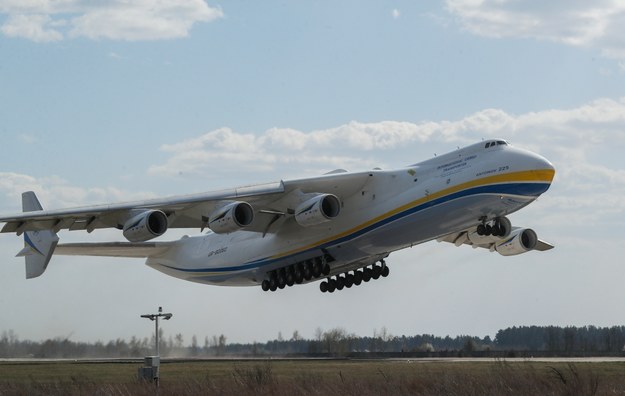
[0,359,623,395]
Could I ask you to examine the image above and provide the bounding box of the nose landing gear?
[477,217,507,237]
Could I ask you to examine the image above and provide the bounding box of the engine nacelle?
[209,201,254,234]
[495,228,538,256]
[122,210,168,242]
[468,217,512,245]
[295,194,341,227]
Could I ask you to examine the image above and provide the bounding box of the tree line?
[2,325,625,359]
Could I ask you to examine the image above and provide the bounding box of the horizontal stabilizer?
[55,241,174,258]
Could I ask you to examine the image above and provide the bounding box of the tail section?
[15,192,59,279]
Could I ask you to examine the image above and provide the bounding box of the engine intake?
[209,201,254,234]
[122,210,168,242]
[295,194,341,227]
[495,228,538,256]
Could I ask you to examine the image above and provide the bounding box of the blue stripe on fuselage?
[161,182,550,275]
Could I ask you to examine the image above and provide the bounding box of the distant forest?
[2,325,625,359]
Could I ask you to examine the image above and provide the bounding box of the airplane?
[0,139,555,293]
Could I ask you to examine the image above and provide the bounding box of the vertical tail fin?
[15,192,59,279]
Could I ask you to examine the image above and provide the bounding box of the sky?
[1,0,625,346]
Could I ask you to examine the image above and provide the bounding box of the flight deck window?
[485,142,491,148]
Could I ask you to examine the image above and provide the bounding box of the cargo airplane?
[0,139,555,293]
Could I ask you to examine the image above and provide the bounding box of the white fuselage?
[146,141,555,286]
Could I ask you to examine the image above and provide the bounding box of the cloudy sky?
[1,1,625,345]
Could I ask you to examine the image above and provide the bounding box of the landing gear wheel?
[485,224,492,235]
[345,274,354,288]
[303,266,313,281]
[294,270,303,284]
[320,281,328,293]
[261,280,270,291]
[312,263,322,278]
[363,268,372,282]
[354,271,363,285]
[381,266,390,277]
[322,264,331,276]
[336,276,345,290]
[372,266,381,280]
[477,224,486,236]
[286,273,294,287]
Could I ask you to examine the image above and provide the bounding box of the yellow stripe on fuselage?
[270,168,555,260]
[186,168,555,277]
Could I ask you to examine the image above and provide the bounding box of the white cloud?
[0,0,223,42]
[1,14,63,42]
[147,98,625,233]
[392,9,400,20]
[446,0,625,59]
[0,172,157,212]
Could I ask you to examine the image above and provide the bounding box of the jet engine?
[122,210,168,242]
[295,194,341,227]
[495,228,538,256]
[209,201,254,234]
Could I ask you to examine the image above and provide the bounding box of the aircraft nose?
[527,150,555,183]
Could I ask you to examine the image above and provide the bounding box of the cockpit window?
[485,140,508,149]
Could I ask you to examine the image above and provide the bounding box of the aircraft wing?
[0,170,372,236]
[438,226,554,254]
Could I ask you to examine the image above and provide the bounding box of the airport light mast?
[140,306,173,357]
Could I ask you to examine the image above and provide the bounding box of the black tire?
[286,273,294,287]
[312,263,322,278]
[322,263,331,276]
[261,280,270,291]
[372,266,381,280]
[320,282,328,293]
[485,224,492,235]
[363,268,372,282]
[381,266,390,277]
[354,271,363,285]
[345,274,354,288]
[336,277,345,290]
[270,278,277,289]
[304,267,313,280]
[270,284,277,292]
[294,270,303,284]
[477,224,486,235]
[327,279,336,293]
[278,275,286,288]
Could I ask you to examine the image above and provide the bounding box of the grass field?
[1,358,624,395]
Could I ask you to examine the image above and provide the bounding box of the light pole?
[139,306,172,386]
[141,306,173,356]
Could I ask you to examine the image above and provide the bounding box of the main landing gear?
[476,217,506,237]
[261,255,331,292]
[319,260,389,293]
